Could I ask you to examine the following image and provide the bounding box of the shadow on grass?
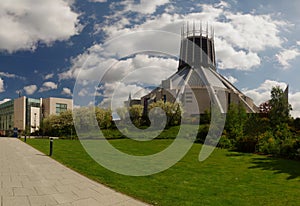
[249,156,300,180]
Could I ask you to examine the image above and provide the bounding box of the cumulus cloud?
[59,31,180,82]
[89,0,107,2]
[242,80,300,117]
[243,80,287,105]
[95,1,288,72]
[39,81,58,92]
[100,82,151,109]
[44,73,54,80]
[61,87,72,96]
[120,0,170,14]
[215,37,261,70]
[62,0,291,106]
[0,78,4,93]
[0,72,25,80]
[24,85,37,95]
[290,92,300,118]
[276,48,300,69]
[0,0,81,53]
[224,75,238,84]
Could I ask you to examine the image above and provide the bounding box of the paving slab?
[0,138,149,206]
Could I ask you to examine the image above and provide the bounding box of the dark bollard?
[49,137,53,156]
[24,135,27,142]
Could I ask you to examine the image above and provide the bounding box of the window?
[56,103,67,114]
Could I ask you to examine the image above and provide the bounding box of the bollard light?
[49,137,53,156]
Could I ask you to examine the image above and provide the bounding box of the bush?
[279,138,300,160]
[196,124,209,143]
[218,135,233,149]
[258,131,280,155]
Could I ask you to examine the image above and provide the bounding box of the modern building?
[141,23,258,115]
[0,96,73,136]
[42,97,73,118]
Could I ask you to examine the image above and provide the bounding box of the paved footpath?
[0,138,149,206]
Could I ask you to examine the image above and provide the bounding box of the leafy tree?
[95,107,112,129]
[129,105,144,127]
[225,103,248,140]
[269,86,292,127]
[148,100,181,127]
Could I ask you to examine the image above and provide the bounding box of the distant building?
[141,23,258,115]
[0,96,73,136]
[42,97,73,118]
[124,93,142,107]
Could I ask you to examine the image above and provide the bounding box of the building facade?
[0,96,73,136]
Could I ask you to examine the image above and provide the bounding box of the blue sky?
[0,0,300,117]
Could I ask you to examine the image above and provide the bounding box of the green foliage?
[95,107,112,129]
[258,131,280,155]
[218,134,233,149]
[269,86,292,126]
[148,100,182,127]
[195,124,209,143]
[225,103,247,140]
[129,104,144,127]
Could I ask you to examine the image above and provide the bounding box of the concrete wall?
[42,97,73,118]
[14,97,26,131]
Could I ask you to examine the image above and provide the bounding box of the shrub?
[196,124,209,143]
[258,131,280,155]
[218,135,233,149]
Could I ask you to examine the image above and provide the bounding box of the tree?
[269,86,292,127]
[225,103,248,140]
[148,100,181,127]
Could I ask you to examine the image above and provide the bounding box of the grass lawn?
[26,139,300,206]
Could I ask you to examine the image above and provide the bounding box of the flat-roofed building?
[0,96,73,136]
[42,97,73,118]
[0,100,14,136]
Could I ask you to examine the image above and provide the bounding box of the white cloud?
[89,0,107,2]
[0,72,25,79]
[290,92,300,118]
[224,75,238,84]
[100,82,151,108]
[24,85,37,95]
[276,48,300,69]
[297,41,300,46]
[59,34,179,82]
[39,81,58,92]
[124,0,170,14]
[243,80,300,117]
[0,72,17,78]
[0,0,81,53]
[243,80,287,106]
[111,0,170,15]
[61,87,72,96]
[62,1,291,107]
[215,37,261,70]
[44,73,54,80]
[96,2,287,71]
[0,78,4,93]
[0,98,11,104]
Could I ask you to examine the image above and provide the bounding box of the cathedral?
[140,23,258,115]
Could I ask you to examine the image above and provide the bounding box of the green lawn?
[26,139,300,206]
